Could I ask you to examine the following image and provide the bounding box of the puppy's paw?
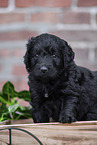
[32,110,42,123]
[59,113,77,123]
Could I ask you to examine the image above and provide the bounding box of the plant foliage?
[0,81,31,122]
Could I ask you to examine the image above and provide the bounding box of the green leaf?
[18,91,31,102]
[0,114,6,122]
[0,81,31,122]
[8,104,19,113]
[0,92,2,96]
[16,106,32,118]
[0,96,11,105]
[2,81,18,100]
[0,104,8,116]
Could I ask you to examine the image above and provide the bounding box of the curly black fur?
[24,33,97,123]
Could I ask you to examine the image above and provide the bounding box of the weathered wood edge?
[0,121,97,128]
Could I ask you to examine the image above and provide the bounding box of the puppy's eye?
[35,54,38,57]
[53,54,56,58]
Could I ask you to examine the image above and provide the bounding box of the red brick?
[0,81,29,92]
[0,0,8,7]
[50,30,97,41]
[81,61,97,71]
[74,48,89,60]
[15,0,33,8]
[75,59,97,70]
[78,0,97,7]
[0,50,9,57]
[18,99,29,107]
[0,31,37,41]
[0,13,25,24]
[63,12,90,24]
[89,63,97,71]
[0,81,6,91]
[96,14,97,24]
[0,64,2,72]
[95,48,97,58]
[33,0,72,7]
[74,48,97,71]
[12,65,28,76]
[31,12,58,24]
[15,0,72,8]
[13,81,29,91]
[0,50,23,58]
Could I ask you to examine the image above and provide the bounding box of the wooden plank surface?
[0,121,97,145]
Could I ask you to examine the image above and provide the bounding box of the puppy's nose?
[40,66,48,73]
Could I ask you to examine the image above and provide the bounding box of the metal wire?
[0,127,43,145]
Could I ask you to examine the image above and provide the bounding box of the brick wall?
[0,0,97,91]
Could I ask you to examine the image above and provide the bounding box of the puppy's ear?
[24,37,34,72]
[63,40,75,67]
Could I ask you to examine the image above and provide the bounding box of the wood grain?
[0,121,97,145]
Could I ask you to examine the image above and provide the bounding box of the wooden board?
[0,121,97,145]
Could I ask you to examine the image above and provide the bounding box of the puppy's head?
[24,33,74,82]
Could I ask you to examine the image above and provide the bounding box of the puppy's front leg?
[59,96,78,123]
[31,108,42,123]
[31,107,50,123]
[30,98,49,123]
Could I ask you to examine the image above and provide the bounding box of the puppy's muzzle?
[40,66,48,74]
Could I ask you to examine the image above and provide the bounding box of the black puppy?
[24,33,97,123]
